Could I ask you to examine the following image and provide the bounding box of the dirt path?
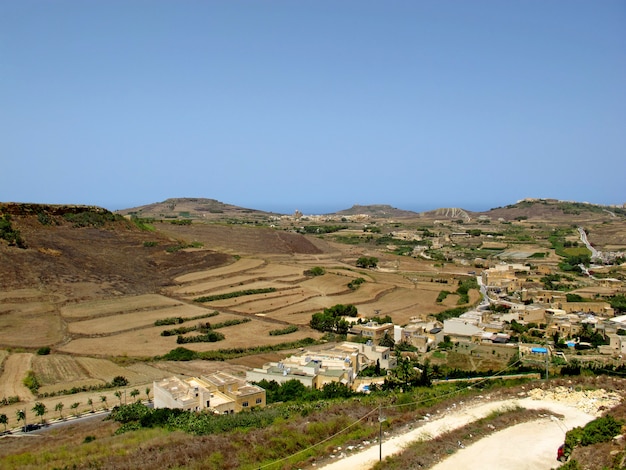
[318,397,597,470]
[0,353,35,400]
[430,399,593,470]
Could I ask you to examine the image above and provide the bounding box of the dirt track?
[319,394,611,470]
[0,353,34,400]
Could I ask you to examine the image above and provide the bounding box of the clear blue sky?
[2,1,625,214]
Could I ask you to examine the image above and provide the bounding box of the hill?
[117,197,278,220]
[0,203,231,299]
[333,204,419,218]
[484,198,626,222]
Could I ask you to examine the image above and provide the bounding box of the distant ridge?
[332,204,419,218]
[116,197,279,219]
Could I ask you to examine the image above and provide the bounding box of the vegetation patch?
[269,325,299,336]
[158,338,318,361]
[563,415,623,460]
[194,288,277,302]
[0,215,25,248]
[155,311,219,327]
[62,210,121,228]
[348,277,366,290]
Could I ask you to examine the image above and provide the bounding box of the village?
[154,257,626,413]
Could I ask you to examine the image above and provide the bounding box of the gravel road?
[319,387,620,470]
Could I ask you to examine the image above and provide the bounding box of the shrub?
[564,415,623,457]
[348,277,365,290]
[0,215,25,248]
[356,256,378,268]
[23,370,40,393]
[111,376,129,387]
[304,266,325,276]
[36,346,51,355]
[269,325,299,336]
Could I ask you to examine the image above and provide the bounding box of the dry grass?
[0,302,63,348]
[66,304,209,335]
[173,258,265,283]
[60,294,183,319]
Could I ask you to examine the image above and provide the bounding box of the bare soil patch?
[0,353,35,401]
[0,304,63,348]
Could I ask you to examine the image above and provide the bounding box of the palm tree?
[130,389,140,402]
[145,387,151,402]
[0,413,8,432]
[87,398,94,413]
[114,390,122,406]
[16,409,26,429]
[100,395,108,410]
[55,402,64,419]
[32,402,47,424]
[70,402,80,417]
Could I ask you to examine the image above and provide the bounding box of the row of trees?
[0,386,152,432]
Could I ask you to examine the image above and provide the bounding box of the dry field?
[0,302,63,348]
[66,305,211,336]
[60,294,184,319]
[0,353,34,401]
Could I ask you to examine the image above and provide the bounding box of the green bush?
[564,415,623,456]
[62,211,120,228]
[0,215,25,248]
[348,277,365,290]
[269,325,299,336]
[305,266,326,276]
[36,346,51,355]
[356,256,378,268]
[23,370,40,393]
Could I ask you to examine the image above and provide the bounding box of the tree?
[100,395,108,410]
[111,376,128,387]
[379,331,395,348]
[145,387,151,402]
[70,402,80,417]
[114,390,123,405]
[310,304,357,334]
[0,413,7,432]
[130,389,140,402]
[87,398,94,413]
[16,409,26,428]
[356,256,378,268]
[32,402,47,424]
[55,402,64,419]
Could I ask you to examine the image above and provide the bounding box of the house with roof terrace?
[154,372,265,414]
[245,341,396,390]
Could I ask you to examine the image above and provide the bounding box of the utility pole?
[545,336,549,380]
[378,406,386,461]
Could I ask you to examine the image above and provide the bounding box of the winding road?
[319,396,596,470]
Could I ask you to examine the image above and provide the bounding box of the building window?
[256,398,262,404]
[242,401,249,407]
